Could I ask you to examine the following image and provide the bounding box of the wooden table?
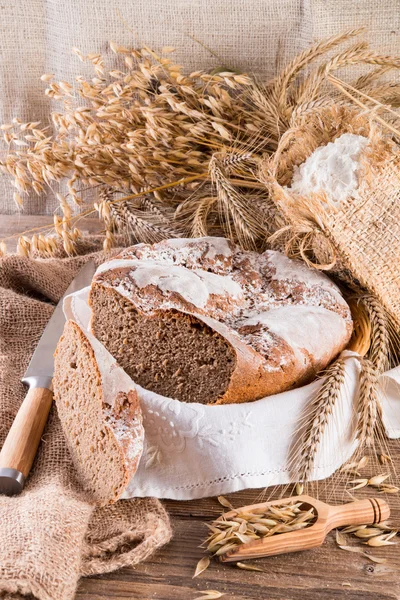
[76,487,400,600]
[2,215,400,600]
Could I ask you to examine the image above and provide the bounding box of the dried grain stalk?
[208,154,268,249]
[356,358,380,450]
[3,28,400,255]
[296,358,347,482]
[107,197,181,245]
[360,295,390,374]
[270,27,366,116]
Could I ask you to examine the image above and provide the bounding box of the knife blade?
[0,259,96,496]
[22,259,96,387]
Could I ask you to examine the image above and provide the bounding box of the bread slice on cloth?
[53,320,144,506]
[88,237,353,405]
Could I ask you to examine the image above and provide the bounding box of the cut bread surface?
[90,286,236,404]
[53,320,143,506]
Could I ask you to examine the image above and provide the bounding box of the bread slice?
[89,237,353,405]
[53,320,144,505]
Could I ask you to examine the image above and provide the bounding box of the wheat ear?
[356,358,380,449]
[297,358,347,482]
[271,27,365,110]
[361,295,389,374]
[191,196,216,237]
[109,200,179,244]
[209,154,266,249]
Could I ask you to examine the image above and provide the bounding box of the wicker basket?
[262,105,400,328]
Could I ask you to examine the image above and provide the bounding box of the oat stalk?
[2,29,400,254]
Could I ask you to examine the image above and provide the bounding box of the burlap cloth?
[0,243,172,600]
[263,107,400,328]
[1,0,399,216]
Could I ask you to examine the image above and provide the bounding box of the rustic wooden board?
[2,214,400,600]
[76,489,400,600]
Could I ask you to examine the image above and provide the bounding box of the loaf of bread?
[53,320,144,505]
[89,237,353,405]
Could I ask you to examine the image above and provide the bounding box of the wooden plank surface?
[76,487,400,600]
[2,214,400,600]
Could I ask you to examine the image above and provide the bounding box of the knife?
[0,260,96,496]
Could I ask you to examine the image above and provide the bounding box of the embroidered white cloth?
[64,287,400,500]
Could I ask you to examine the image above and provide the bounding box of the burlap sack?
[0,246,172,600]
[263,105,400,329]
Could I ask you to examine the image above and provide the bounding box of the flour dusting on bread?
[89,237,352,404]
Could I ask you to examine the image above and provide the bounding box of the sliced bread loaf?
[53,320,144,505]
[89,237,353,405]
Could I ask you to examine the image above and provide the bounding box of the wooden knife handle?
[0,386,53,494]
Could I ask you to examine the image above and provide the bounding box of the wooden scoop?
[219,494,390,562]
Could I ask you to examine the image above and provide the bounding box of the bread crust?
[89,237,353,404]
[192,313,299,404]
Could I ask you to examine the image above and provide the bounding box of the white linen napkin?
[64,287,400,500]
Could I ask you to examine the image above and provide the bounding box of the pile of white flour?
[288,133,369,205]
